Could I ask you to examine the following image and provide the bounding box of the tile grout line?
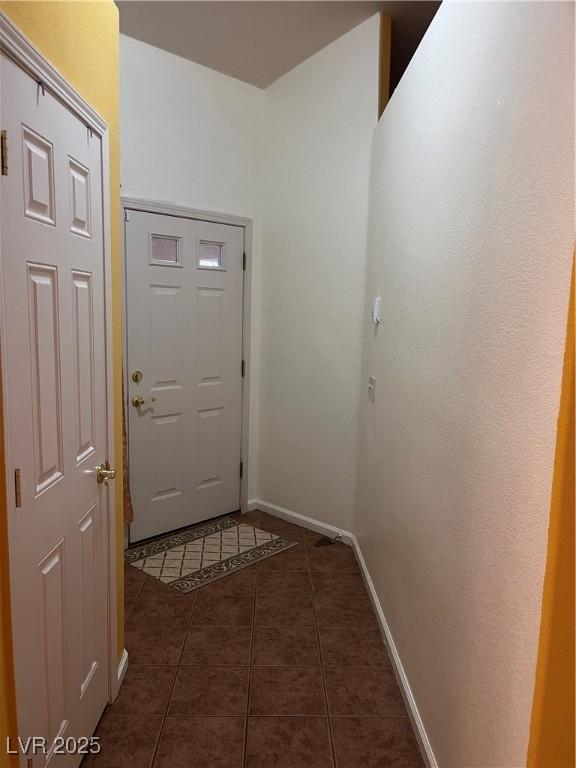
[124,571,148,622]
[242,566,258,767]
[306,537,338,768]
[156,713,411,718]
[148,589,198,768]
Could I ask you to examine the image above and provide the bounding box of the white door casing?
[125,210,244,542]
[0,34,115,767]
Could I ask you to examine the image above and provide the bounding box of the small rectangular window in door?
[150,234,180,266]
[198,240,224,269]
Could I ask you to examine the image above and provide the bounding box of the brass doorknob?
[96,460,116,484]
[131,395,156,408]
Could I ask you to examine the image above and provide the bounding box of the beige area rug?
[125,516,297,593]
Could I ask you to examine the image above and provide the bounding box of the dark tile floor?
[85,510,423,767]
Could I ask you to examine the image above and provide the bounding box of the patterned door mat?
[125,516,297,593]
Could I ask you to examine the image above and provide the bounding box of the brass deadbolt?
[131,395,156,408]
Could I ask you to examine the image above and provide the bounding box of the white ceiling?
[117,1,440,90]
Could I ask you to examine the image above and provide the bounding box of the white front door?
[125,210,244,542]
[0,54,111,765]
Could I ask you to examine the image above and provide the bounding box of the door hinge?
[1,130,8,176]
[124,208,130,222]
[14,469,21,508]
[242,252,246,271]
[239,461,244,479]
[241,359,245,378]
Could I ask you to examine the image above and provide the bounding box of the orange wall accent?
[527,260,575,767]
[0,4,121,765]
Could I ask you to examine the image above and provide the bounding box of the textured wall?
[120,34,265,218]
[258,15,380,529]
[355,2,574,765]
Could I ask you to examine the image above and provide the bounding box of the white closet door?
[1,53,111,766]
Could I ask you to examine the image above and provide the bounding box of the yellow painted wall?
[527,261,575,768]
[0,3,122,763]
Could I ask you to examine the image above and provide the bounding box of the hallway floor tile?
[86,510,423,767]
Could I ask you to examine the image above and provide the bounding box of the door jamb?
[121,197,253,523]
[0,13,122,727]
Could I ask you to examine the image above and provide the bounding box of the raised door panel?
[68,158,91,238]
[196,407,224,489]
[78,506,98,697]
[149,284,184,387]
[27,263,63,495]
[151,414,184,503]
[38,543,67,745]
[71,271,95,464]
[197,287,224,386]
[22,126,55,226]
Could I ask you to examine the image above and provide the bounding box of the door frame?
[0,12,121,733]
[122,197,253,532]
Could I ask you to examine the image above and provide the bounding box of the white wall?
[120,35,265,218]
[355,3,574,766]
[257,15,380,530]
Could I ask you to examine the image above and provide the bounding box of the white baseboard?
[247,498,354,545]
[351,539,438,767]
[116,649,128,692]
[248,497,437,768]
